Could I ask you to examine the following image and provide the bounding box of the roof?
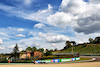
[19,52,26,54]
[20,50,42,54]
[26,50,32,53]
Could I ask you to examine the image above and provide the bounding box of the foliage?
[32,47,37,51]
[65,41,72,48]
[83,43,87,47]
[38,48,44,52]
[13,44,19,61]
[54,48,57,51]
[44,50,52,56]
[50,49,54,52]
[94,37,100,44]
[26,47,32,51]
[21,50,25,52]
[25,46,37,51]
[88,37,100,44]
[89,38,94,44]
[54,45,100,55]
[70,41,76,46]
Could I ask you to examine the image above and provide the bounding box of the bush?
[44,51,52,56]
[83,43,87,47]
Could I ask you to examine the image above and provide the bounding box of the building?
[20,51,42,59]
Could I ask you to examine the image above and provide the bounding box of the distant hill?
[53,44,100,55]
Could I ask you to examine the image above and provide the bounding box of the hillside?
[53,44,100,55]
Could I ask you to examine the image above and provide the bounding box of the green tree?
[83,43,87,47]
[26,47,32,51]
[94,37,100,44]
[46,49,49,52]
[13,44,19,61]
[38,48,44,52]
[71,41,76,46]
[45,50,52,56]
[54,48,57,51]
[32,47,37,51]
[63,45,68,50]
[21,50,25,52]
[89,38,94,44]
[65,41,72,48]
[50,49,54,52]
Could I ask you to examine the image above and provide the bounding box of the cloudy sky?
[0,0,100,53]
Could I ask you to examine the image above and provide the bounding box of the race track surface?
[0,62,100,67]
[81,56,100,61]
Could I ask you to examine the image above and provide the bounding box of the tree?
[46,49,49,52]
[63,46,68,50]
[65,41,72,48]
[63,41,72,50]
[13,44,19,61]
[26,47,32,51]
[32,47,37,51]
[71,41,76,46]
[21,50,25,52]
[83,43,87,47]
[38,48,44,52]
[54,48,57,51]
[45,50,52,56]
[94,37,100,44]
[65,41,70,46]
[89,38,94,44]
[50,49,54,52]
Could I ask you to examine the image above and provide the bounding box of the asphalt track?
[0,56,100,67]
[81,56,100,61]
[0,62,100,67]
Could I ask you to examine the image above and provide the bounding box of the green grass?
[77,57,91,61]
[53,45,100,55]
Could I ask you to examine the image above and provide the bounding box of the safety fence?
[35,57,80,63]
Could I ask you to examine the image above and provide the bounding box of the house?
[20,51,42,59]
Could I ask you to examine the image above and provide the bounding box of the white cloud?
[47,0,100,34]
[14,0,35,6]
[38,32,70,43]
[16,34,26,37]
[8,45,23,51]
[48,4,52,10]
[17,28,25,31]
[52,43,58,48]
[24,0,33,6]
[60,0,88,14]
[0,28,13,40]
[0,39,3,44]
[0,46,4,50]
[7,27,12,29]
[0,32,10,37]
[1,0,100,53]
[24,4,53,23]
[69,31,100,44]
[19,48,23,51]
[1,0,100,34]
[47,12,74,29]
[0,3,53,24]
[31,42,40,47]
[34,23,45,28]
[17,36,42,47]
[8,45,15,50]
[90,0,100,3]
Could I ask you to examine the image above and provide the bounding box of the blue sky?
[0,0,100,53]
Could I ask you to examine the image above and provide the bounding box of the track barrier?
[35,57,80,63]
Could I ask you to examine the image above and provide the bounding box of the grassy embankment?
[53,44,100,55]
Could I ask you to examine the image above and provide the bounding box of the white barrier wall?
[35,57,80,63]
